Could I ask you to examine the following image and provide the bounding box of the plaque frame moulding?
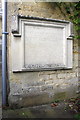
[11,15,74,72]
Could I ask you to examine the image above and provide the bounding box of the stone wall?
[0,18,1,66]
[0,3,1,36]
[0,29,1,120]
[0,3,2,74]
[7,2,79,108]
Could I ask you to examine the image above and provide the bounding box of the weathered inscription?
[25,64,66,69]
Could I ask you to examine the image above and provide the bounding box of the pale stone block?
[57,73,67,79]
[39,74,50,81]
[44,80,54,85]
[58,72,76,79]
[50,74,57,80]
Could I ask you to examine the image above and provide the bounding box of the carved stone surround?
[11,15,74,72]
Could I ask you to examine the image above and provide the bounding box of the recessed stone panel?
[12,16,73,71]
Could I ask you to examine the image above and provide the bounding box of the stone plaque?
[12,16,73,72]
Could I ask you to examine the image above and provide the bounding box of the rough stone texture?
[6,2,79,108]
